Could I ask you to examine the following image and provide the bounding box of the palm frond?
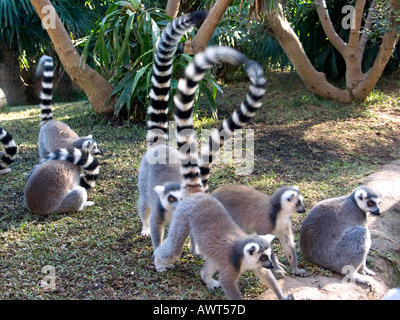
[0,0,101,69]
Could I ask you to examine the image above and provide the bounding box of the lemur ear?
[244,243,259,256]
[87,135,93,139]
[282,190,296,202]
[355,189,367,201]
[154,185,165,196]
[248,245,256,255]
[260,234,275,245]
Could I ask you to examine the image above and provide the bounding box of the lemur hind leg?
[55,186,90,214]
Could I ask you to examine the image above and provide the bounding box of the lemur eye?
[259,255,268,262]
[367,201,375,207]
[168,196,176,203]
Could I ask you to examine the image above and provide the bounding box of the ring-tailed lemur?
[156,46,266,256]
[36,55,100,161]
[154,48,293,300]
[138,11,208,249]
[155,195,293,300]
[300,186,381,285]
[0,126,17,174]
[212,184,307,278]
[24,147,100,215]
[143,44,266,253]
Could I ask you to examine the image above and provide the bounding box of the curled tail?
[35,55,54,126]
[0,126,17,174]
[173,46,266,192]
[200,59,266,191]
[46,147,100,190]
[146,10,208,147]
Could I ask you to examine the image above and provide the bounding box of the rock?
[258,274,388,300]
[363,160,400,291]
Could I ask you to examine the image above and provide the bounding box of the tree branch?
[354,0,400,99]
[359,0,377,54]
[314,0,347,56]
[348,0,366,49]
[266,8,352,103]
[30,0,114,115]
[186,0,232,54]
[166,0,180,19]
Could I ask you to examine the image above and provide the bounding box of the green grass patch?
[1,72,400,299]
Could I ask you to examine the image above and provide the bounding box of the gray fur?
[212,184,307,278]
[154,193,294,300]
[138,144,182,249]
[138,11,208,250]
[24,148,99,215]
[36,55,100,161]
[39,121,100,161]
[299,185,381,285]
[25,161,92,215]
[153,46,286,300]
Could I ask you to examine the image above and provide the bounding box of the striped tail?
[173,46,266,192]
[200,59,266,191]
[0,126,17,174]
[35,55,54,126]
[46,147,100,190]
[146,10,208,147]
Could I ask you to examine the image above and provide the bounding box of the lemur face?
[154,183,183,213]
[82,138,101,155]
[281,188,306,214]
[355,188,381,215]
[243,240,274,270]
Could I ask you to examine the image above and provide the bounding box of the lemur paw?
[0,168,11,175]
[274,269,287,279]
[293,268,307,277]
[154,257,174,272]
[281,293,295,300]
[205,279,221,290]
[360,267,376,276]
[85,201,95,207]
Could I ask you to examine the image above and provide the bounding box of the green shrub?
[81,0,220,120]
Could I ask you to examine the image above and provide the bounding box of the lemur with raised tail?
[148,43,268,254]
[138,11,207,250]
[0,126,17,175]
[36,55,100,161]
[24,147,100,215]
[154,46,293,300]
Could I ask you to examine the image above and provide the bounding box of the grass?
[1,71,400,300]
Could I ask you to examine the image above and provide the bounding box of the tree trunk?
[266,9,353,103]
[30,0,114,115]
[315,0,365,91]
[185,0,232,54]
[352,0,400,100]
[166,0,180,18]
[266,0,400,103]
